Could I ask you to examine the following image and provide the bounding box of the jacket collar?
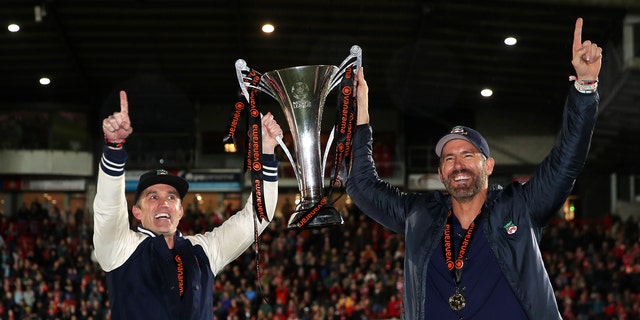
[137,225,183,239]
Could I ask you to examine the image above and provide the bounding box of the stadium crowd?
[1,197,640,319]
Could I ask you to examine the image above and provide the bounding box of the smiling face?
[438,139,494,203]
[132,183,184,236]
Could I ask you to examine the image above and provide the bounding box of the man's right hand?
[103,90,133,142]
[356,67,369,125]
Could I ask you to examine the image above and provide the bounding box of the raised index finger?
[119,90,129,114]
[573,17,583,51]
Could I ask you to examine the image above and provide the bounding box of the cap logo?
[156,169,169,175]
[450,126,468,135]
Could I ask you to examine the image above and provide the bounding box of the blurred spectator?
[3,198,640,319]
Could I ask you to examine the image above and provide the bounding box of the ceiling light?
[39,77,51,85]
[481,88,493,97]
[504,37,517,46]
[8,24,20,32]
[262,23,275,33]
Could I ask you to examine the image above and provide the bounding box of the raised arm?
[93,90,139,271]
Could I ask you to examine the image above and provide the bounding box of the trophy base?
[287,206,344,229]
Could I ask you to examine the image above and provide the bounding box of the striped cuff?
[100,145,128,176]
[261,154,279,182]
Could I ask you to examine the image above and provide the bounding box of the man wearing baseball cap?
[347,18,601,319]
[93,90,283,320]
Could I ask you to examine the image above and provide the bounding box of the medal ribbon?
[330,65,357,186]
[441,210,480,288]
[223,69,269,223]
[174,254,184,297]
[247,74,268,223]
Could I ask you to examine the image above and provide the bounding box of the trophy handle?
[321,130,335,178]
[235,59,303,189]
[329,45,362,91]
[235,59,277,102]
[322,45,361,176]
[234,59,252,102]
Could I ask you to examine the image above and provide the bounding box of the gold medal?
[449,293,466,311]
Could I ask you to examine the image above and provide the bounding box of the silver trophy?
[235,45,362,229]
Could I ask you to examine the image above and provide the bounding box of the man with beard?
[346,17,601,319]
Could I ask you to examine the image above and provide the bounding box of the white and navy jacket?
[93,147,278,320]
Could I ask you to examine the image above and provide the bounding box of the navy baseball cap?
[134,169,189,203]
[435,125,490,158]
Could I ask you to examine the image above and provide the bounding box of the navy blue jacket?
[346,87,598,319]
[105,229,213,320]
